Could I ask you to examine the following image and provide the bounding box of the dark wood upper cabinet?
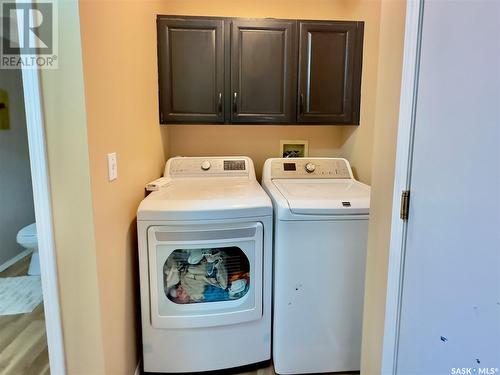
[157,17,225,123]
[297,21,364,124]
[157,16,364,125]
[230,20,296,123]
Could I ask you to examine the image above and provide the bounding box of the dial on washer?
[305,163,316,173]
[201,161,211,171]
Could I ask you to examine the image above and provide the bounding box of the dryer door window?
[147,222,263,329]
[164,247,250,304]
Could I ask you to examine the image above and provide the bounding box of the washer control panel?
[168,157,250,177]
[270,158,352,179]
[305,162,316,173]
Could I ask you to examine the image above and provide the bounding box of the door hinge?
[400,190,410,220]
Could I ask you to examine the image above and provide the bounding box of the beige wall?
[169,125,345,180]
[361,1,406,374]
[161,0,381,183]
[40,0,105,373]
[78,1,168,373]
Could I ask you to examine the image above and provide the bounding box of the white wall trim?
[21,63,67,375]
[17,30,67,375]
[134,359,142,375]
[0,249,32,273]
[380,1,425,374]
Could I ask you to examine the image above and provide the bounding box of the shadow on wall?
[341,126,361,180]
[127,217,142,354]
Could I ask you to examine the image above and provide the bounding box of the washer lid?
[273,179,370,215]
[138,179,272,220]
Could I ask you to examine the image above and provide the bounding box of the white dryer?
[137,156,273,373]
[262,158,370,374]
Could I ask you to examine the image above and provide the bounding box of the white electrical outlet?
[107,152,118,181]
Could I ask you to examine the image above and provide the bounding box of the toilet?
[16,223,40,276]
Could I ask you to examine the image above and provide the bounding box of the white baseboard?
[134,359,142,375]
[0,249,33,273]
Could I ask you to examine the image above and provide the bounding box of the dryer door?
[147,222,263,329]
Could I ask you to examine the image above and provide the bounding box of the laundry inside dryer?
[163,247,250,304]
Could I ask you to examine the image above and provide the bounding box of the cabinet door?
[230,20,296,123]
[297,21,364,124]
[157,18,225,123]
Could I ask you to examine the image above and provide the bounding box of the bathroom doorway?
[0,22,65,375]
[0,56,49,373]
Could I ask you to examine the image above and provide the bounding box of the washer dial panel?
[270,159,351,179]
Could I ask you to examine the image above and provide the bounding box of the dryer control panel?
[166,157,253,178]
[270,158,352,179]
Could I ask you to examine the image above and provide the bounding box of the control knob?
[201,161,211,171]
[305,162,316,173]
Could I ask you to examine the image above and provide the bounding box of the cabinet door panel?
[231,20,296,123]
[158,18,224,123]
[298,22,363,124]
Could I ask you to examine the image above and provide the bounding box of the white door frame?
[380,0,425,374]
[18,35,67,375]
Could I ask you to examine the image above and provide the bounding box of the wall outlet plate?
[280,140,309,158]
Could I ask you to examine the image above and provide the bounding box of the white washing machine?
[262,158,370,374]
[137,156,273,373]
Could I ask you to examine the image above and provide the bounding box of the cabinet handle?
[217,92,222,116]
[299,93,305,116]
[233,92,238,114]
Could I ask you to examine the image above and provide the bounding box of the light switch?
[107,152,118,181]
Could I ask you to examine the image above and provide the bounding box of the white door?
[395,1,500,374]
[147,222,263,329]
